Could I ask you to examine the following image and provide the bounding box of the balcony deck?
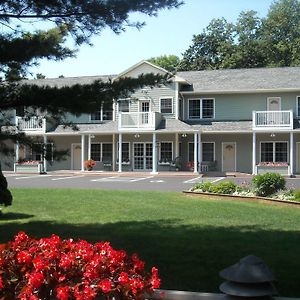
[16,116,46,133]
[118,112,162,131]
[252,110,293,130]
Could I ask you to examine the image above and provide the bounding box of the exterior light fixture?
[134,134,140,138]
[270,133,276,138]
[182,133,187,138]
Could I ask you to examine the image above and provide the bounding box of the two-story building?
[5,61,300,176]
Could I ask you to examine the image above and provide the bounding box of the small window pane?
[119,100,130,112]
[91,144,101,161]
[160,98,173,114]
[91,110,101,121]
[102,143,112,162]
[160,142,172,162]
[202,99,214,118]
[261,142,273,162]
[189,100,200,119]
[275,142,287,162]
[202,143,214,161]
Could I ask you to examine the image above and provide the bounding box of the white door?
[222,142,236,172]
[140,101,150,124]
[267,97,281,111]
[72,144,81,170]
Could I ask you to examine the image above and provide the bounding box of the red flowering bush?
[0,232,160,300]
[84,160,96,170]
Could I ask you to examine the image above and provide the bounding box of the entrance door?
[222,142,236,172]
[140,101,150,125]
[133,143,152,170]
[267,97,281,111]
[72,144,81,170]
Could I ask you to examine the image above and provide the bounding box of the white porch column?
[175,82,179,119]
[290,132,294,176]
[43,135,47,173]
[175,133,179,158]
[252,132,256,175]
[112,134,116,171]
[151,133,158,174]
[193,132,198,173]
[88,135,91,160]
[15,142,19,162]
[118,133,122,172]
[81,134,85,171]
[198,132,202,173]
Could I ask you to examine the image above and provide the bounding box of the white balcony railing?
[118,112,161,130]
[16,116,46,133]
[252,110,293,130]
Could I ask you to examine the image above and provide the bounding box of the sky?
[29,0,275,78]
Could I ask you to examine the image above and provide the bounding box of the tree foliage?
[0,0,183,208]
[179,0,300,71]
[148,55,181,73]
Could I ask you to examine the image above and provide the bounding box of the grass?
[1,188,300,297]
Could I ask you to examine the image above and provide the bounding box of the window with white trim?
[91,143,112,162]
[188,142,195,162]
[188,98,214,119]
[118,100,130,112]
[202,142,214,161]
[260,142,288,163]
[31,143,53,162]
[160,98,173,114]
[117,142,130,163]
[91,104,113,121]
[160,142,173,163]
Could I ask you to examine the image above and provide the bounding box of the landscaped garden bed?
[14,161,44,173]
[187,172,300,206]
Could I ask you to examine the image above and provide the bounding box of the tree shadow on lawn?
[0,212,34,220]
[1,219,299,297]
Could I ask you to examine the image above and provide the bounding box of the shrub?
[211,181,237,194]
[252,172,286,197]
[293,189,300,202]
[192,182,214,192]
[0,232,160,300]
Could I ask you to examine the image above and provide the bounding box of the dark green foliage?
[179,0,300,71]
[192,182,214,192]
[0,165,12,207]
[148,55,181,73]
[293,189,300,201]
[211,181,237,194]
[252,173,286,197]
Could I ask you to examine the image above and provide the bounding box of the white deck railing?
[118,112,161,130]
[253,110,293,130]
[16,116,46,132]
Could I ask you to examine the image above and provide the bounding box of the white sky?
[29,0,274,78]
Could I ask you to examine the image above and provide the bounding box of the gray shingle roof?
[23,75,115,88]
[156,119,194,132]
[191,121,253,132]
[177,67,300,93]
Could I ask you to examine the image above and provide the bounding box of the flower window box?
[14,161,44,173]
[256,162,289,175]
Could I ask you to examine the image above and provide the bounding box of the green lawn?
[1,188,300,297]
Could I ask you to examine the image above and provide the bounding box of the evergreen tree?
[0,0,182,209]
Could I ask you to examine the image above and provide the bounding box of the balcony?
[252,110,293,130]
[16,116,46,133]
[118,112,162,131]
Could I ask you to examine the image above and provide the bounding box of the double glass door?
[133,143,152,170]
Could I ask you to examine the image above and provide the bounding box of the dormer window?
[188,98,214,119]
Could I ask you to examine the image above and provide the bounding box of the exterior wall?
[182,92,299,121]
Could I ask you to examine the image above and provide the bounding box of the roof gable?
[115,60,169,79]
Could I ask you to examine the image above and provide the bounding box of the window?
[188,98,214,119]
[160,142,173,163]
[297,96,300,117]
[117,142,130,163]
[102,143,112,162]
[188,143,195,162]
[261,142,288,163]
[202,142,214,161]
[118,100,130,112]
[31,143,53,162]
[91,104,113,121]
[160,98,173,114]
[91,144,101,161]
[91,143,112,162]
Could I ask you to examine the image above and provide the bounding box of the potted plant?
[84,159,96,171]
